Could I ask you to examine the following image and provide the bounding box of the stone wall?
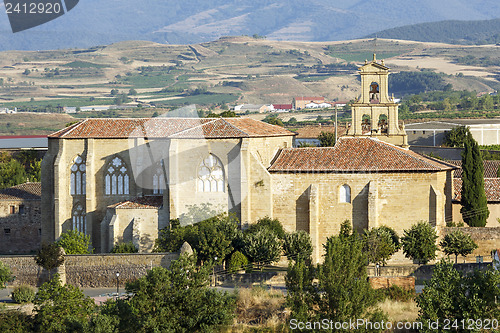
[442,227,500,260]
[0,252,179,288]
[0,198,41,254]
[271,170,451,262]
[368,276,415,290]
[451,203,500,228]
[367,262,493,280]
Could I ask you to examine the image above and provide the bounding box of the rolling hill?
[2,0,500,50]
[367,18,500,45]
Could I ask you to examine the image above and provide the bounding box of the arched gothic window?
[70,155,86,196]
[197,154,224,192]
[72,203,86,234]
[105,156,130,195]
[153,161,165,195]
[339,184,351,203]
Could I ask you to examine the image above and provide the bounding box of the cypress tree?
[460,132,489,226]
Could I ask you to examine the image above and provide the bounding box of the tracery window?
[153,161,165,195]
[197,154,224,192]
[339,184,351,203]
[72,203,86,234]
[70,155,86,195]
[105,156,130,195]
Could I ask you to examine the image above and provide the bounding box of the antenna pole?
[335,104,338,142]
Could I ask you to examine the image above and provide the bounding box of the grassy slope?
[0,37,499,135]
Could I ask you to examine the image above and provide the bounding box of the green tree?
[34,243,65,272]
[318,232,384,324]
[227,251,248,273]
[443,126,470,148]
[110,242,138,253]
[439,229,478,263]
[34,274,95,333]
[0,261,12,289]
[0,159,27,189]
[128,88,137,96]
[318,131,336,147]
[262,115,283,127]
[153,219,197,253]
[55,230,93,254]
[401,221,438,264]
[117,254,235,332]
[245,216,286,240]
[480,94,494,110]
[193,214,239,264]
[417,259,500,332]
[363,227,398,266]
[283,230,313,262]
[242,229,282,268]
[0,311,34,332]
[286,257,317,323]
[461,132,489,226]
[154,213,239,265]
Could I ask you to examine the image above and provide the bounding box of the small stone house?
[0,182,41,254]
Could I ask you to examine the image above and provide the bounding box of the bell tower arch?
[348,54,408,147]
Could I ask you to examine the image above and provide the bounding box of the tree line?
[0,150,41,189]
[0,206,496,333]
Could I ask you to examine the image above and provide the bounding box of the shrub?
[34,243,64,271]
[0,261,12,289]
[110,242,138,253]
[11,285,36,304]
[283,231,313,261]
[440,229,478,263]
[401,221,438,264]
[242,229,282,268]
[380,285,415,302]
[363,227,398,265]
[228,251,248,273]
[417,259,500,329]
[0,311,34,332]
[246,216,286,240]
[55,230,92,254]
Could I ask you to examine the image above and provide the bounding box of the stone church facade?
[41,57,457,262]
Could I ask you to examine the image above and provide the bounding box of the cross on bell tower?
[347,54,408,147]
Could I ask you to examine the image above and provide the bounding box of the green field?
[62,61,110,68]
[155,93,239,106]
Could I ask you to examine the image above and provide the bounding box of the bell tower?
[347,54,408,147]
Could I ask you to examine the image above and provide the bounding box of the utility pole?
[335,104,338,143]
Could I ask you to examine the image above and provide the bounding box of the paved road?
[1,284,423,304]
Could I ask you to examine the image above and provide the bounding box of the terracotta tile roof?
[108,196,163,209]
[453,178,500,202]
[0,182,41,200]
[48,118,295,139]
[294,96,325,101]
[268,137,458,172]
[293,125,348,139]
[447,160,500,178]
[272,104,293,110]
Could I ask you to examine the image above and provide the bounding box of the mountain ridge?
[1,0,500,51]
[367,18,500,45]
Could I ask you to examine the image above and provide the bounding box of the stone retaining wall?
[443,227,500,257]
[368,276,415,290]
[367,262,493,281]
[0,253,178,287]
